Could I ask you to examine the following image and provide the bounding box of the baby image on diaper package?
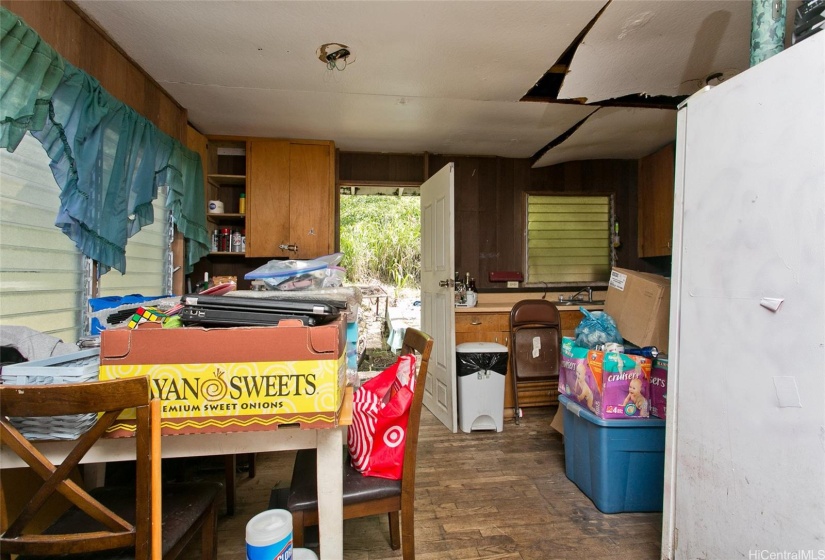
[560,337,652,419]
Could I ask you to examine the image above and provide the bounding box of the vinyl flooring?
[180,406,662,560]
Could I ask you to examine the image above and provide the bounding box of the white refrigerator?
[662,32,825,558]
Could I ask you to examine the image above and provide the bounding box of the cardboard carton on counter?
[604,267,670,352]
[99,318,346,437]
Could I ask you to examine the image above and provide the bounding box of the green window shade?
[526,194,613,285]
[0,133,83,343]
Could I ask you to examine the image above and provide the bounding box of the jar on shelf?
[239,192,246,214]
[231,230,242,253]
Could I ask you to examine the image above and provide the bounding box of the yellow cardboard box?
[99,318,346,436]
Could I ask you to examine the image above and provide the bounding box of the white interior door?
[420,163,457,432]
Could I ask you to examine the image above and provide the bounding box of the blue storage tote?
[558,394,665,513]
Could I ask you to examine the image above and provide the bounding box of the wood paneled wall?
[341,151,669,291]
[2,1,187,142]
[439,155,650,290]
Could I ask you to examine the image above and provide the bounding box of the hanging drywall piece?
[533,107,676,168]
[558,1,753,103]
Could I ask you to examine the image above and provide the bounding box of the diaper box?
[559,337,652,419]
[650,355,668,419]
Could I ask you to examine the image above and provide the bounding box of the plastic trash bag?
[456,351,508,378]
[574,308,623,349]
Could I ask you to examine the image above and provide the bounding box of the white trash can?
[456,342,508,433]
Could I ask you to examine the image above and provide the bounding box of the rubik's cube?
[127,307,168,329]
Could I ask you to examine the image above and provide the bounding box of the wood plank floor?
[180,406,662,559]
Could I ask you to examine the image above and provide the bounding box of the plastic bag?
[244,259,327,280]
[574,308,623,349]
[347,355,417,480]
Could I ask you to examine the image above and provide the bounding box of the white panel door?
[664,34,825,559]
[420,163,457,432]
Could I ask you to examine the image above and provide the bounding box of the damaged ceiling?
[73,0,800,168]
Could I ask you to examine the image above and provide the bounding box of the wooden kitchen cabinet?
[246,139,335,259]
[205,137,248,256]
[637,142,675,257]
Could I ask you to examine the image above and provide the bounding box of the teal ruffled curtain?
[0,8,64,149]
[0,7,208,274]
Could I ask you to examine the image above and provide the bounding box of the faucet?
[570,287,592,303]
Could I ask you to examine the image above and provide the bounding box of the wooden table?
[0,387,354,560]
[357,285,389,318]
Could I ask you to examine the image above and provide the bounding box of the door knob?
[439,278,455,288]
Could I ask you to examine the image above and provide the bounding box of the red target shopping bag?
[347,354,416,480]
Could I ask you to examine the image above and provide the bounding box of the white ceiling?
[73,0,799,167]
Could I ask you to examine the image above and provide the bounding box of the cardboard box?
[604,267,671,352]
[99,318,346,436]
[559,337,652,419]
[650,355,668,419]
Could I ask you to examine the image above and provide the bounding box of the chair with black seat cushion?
[0,376,221,560]
[287,327,433,560]
[509,299,562,424]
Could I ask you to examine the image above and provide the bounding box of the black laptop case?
[179,294,340,327]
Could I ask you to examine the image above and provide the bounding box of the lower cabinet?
[455,309,584,418]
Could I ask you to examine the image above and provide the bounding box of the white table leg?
[315,427,344,559]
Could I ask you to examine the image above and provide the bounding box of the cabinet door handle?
[279,243,299,252]
[470,320,482,325]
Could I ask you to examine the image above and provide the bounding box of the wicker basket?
[1,348,100,440]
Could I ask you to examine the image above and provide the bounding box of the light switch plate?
[507,281,519,288]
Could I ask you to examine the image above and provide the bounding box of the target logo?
[383,426,405,448]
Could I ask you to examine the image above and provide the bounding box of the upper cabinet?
[637,142,675,258]
[206,137,248,255]
[246,139,335,259]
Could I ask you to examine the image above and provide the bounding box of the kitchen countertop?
[455,301,605,313]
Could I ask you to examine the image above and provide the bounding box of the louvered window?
[0,134,85,343]
[97,195,172,298]
[525,194,614,286]
[1,133,171,343]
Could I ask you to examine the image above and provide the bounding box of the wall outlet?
[507,281,519,288]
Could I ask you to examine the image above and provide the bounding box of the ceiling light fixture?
[317,43,353,71]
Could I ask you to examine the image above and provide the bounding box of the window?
[0,133,172,342]
[0,133,85,343]
[97,196,172,298]
[525,193,614,286]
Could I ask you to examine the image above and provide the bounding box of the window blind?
[526,194,613,285]
[97,196,171,298]
[0,133,84,343]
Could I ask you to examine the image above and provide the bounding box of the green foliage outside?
[339,195,420,289]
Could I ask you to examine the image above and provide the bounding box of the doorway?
[338,189,421,374]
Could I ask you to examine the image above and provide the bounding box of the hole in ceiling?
[521,0,686,110]
[317,43,354,70]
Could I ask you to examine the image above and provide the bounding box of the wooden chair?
[223,453,256,516]
[0,376,221,560]
[287,328,433,560]
[509,299,562,424]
